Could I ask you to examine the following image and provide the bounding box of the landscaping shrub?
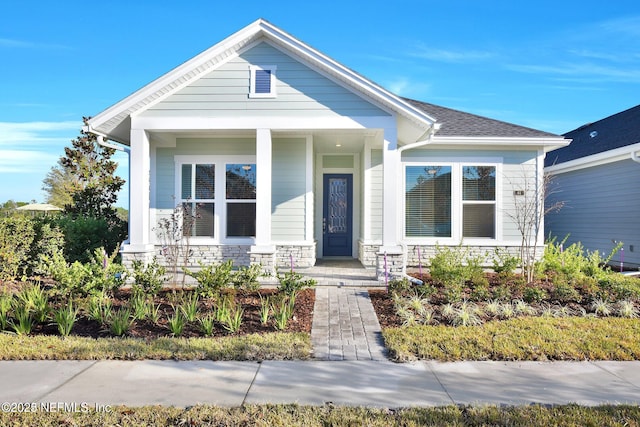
[186,260,234,298]
[277,270,316,296]
[0,216,36,280]
[44,247,125,298]
[428,244,468,288]
[52,214,127,264]
[131,258,167,297]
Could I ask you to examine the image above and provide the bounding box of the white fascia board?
[432,136,570,150]
[545,142,640,174]
[88,20,266,133]
[131,115,395,131]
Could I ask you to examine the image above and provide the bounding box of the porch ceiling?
[148,129,378,151]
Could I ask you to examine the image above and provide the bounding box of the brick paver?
[311,287,387,361]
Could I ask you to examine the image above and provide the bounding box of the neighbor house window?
[462,166,496,238]
[405,166,452,237]
[181,164,215,237]
[249,65,277,98]
[405,163,497,239]
[225,164,256,237]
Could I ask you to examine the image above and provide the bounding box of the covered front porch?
[119,124,407,281]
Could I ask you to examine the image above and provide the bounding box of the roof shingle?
[404,98,560,138]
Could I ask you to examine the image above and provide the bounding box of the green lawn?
[383,317,640,362]
[0,332,311,361]
[1,404,639,427]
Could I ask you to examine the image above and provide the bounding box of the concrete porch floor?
[296,258,381,287]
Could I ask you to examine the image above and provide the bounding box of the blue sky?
[1,0,639,207]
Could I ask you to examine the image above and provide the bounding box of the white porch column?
[381,129,402,251]
[304,135,314,241]
[122,128,154,254]
[253,128,274,250]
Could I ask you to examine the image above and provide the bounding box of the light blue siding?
[370,149,383,240]
[141,42,389,118]
[272,138,307,241]
[546,159,640,267]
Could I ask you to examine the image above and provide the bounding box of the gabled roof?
[545,104,640,166]
[86,18,437,144]
[404,98,560,138]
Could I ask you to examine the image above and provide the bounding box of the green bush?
[0,216,36,280]
[44,247,125,298]
[131,258,167,297]
[52,215,127,264]
[276,270,316,296]
[551,281,582,303]
[523,286,548,303]
[598,274,640,301]
[492,248,520,276]
[186,260,234,299]
[231,264,263,292]
[429,245,468,288]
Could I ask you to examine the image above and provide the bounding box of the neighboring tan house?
[85,19,568,279]
[545,105,640,269]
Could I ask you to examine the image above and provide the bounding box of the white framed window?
[176,156,256,242]
[404,162,499,241]
[462,166,496,239]
[249,65,277,98]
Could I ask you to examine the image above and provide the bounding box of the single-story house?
[85,19,569,279]
[545,105,640,269]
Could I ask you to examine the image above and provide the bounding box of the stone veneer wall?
[358,241,380,268]
[121,244,316,276]
[275,243,316,269]
[403,244,534,268]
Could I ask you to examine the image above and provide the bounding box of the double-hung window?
[225,164,256,237]
[178,157,256,241]
[462,166,496,238]
[181,164,215,237]
[404,163,497,240]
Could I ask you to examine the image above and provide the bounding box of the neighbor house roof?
[404,98,560,138]
[545,104,640,166]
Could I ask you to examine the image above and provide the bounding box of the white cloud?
[505,62,640,84]
[0,150,59,173]
[598,15,640,38]
[0,121,80,147]
[384,77,431,98]
[411,44,495,63]
[0,37,71,50]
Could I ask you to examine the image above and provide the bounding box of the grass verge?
[383,317,640,362]
[1,404,639,426]
[0,332,311,360]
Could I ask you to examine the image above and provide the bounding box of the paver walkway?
[299,259,387,361]
[311,287,387,361]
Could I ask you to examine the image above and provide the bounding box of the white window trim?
[175,155,257,244]
[402,160,502,245]
[249,65,277,98]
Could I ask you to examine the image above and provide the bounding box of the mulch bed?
[2,283,314,339]
[368,272,607,328]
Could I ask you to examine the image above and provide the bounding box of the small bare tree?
[505,168,564,283]
[155,199,197,287]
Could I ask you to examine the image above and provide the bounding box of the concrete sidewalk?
[1,360,639,408]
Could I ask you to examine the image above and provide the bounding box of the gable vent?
[249,65,277,98]
[255,69,271,94]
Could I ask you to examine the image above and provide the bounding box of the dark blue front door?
[323,174,353,257]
